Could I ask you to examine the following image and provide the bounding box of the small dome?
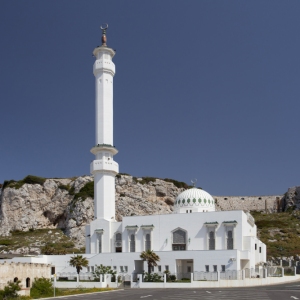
[174,187,215,213]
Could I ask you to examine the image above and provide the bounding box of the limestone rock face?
[0,174,292,254]
[283,186,300,211]
[0,175,184,250]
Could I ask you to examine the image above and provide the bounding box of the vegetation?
[143,272,163,282]
[0,228,84,255]
[29,277,114,299]
[58,184,70,191]
[2,175,46,190]
[69,255,89,274]
[251,210,300,259]
[163,178,192,189]
[73,181,94,201]
[140,250,160,274]
[0,280,21,299]
[92,265,117,281]
[30,277,53,299]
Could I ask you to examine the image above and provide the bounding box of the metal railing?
[194,271,218,281]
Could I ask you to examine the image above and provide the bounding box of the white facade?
[5,27,267,279]
[90,29,118,221]
[84,27,267,276]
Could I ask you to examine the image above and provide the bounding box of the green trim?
[95,143,116,148]
[140,225,154,229]
[125,225,139,230]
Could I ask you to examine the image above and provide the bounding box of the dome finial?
[191,178,197,187]
[100,23,108,46]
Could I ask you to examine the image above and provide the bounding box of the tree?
[69,255,89,275]
[0,280,21,299]
[140,250,160,274]
[93,264,117,281]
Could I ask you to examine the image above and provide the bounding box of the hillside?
[0,174,298,259]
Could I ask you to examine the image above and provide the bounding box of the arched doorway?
[13,277,18,282]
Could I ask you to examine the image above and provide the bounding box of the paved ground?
[50,282,300,300]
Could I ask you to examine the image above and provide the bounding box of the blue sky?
[0,1,299,196]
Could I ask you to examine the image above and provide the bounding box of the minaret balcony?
[91,144,118,156]
[90,159,119,175]
[93,59,115,76]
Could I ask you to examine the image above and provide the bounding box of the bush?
[30,277,53,298]
[169,275,176,281]
[3,175,46,190]
[0,239,13,246]
[58,184,70,191]
[73,181,94,201]
[0,280,21,299]
[143,272,162,282]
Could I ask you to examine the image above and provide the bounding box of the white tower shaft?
[90,30,119,221]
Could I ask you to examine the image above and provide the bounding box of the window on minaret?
[172,229,186,251]
[145,233,151,251]
[130,234,135,252]
[227,230,233,250]
[115,232,122,252]
[209,230,215,250]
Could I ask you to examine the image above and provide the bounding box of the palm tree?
[69,255,89,275]
[140,250,160,274]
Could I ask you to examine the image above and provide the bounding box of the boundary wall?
[213,195,283,213]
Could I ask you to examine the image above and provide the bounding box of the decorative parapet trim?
[140,225,154,230]
[95,143,115,148]
[204,221,218,227]
[175,198,214,207]
[222,220,238,226]
[95,229,104,234]
[125,225,139,231]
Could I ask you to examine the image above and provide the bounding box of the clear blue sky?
[0,1,299,196]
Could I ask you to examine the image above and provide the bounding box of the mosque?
[83,26,266,276]
[2,27,266,278]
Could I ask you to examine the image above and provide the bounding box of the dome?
[174,187,215,213]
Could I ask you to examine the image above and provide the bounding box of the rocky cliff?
[0,174,294,253]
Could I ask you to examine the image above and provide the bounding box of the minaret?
[90,24,119,221]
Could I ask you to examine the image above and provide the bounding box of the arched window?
[115,232,122,252]
[14,277,18,282]
[172,229,186,251]
[145,233,151,251]
[26,277,30,288]
[130,234,135,252]
[209,230,215,250]
[227,230,233,249]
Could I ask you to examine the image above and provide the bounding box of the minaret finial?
[100,23,108,46]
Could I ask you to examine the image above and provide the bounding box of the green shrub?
[0,239,13,246]
[3,175,46,190]
[0,280,21,299]
[73,181,94,201]
[58,184,70,191]
[68,185,75,195]
[139,177,157,185]
[163,178,191,189]
[30,277,54,298]
[143,272,162,282]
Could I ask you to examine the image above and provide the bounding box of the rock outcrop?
[0,175,184,249]
[282,186,300,211]
[0,174,294,253]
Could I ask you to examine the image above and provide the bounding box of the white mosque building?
[4,27,266,279]
[83,26,266,276]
